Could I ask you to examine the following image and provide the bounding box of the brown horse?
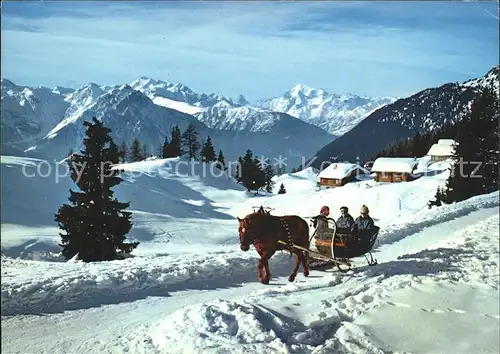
[237,212,310,284]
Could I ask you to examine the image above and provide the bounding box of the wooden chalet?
[371,157,419,182]
[427,139,457,162]
[317,163,370,188]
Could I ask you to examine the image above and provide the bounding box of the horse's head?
[237,215,259,251]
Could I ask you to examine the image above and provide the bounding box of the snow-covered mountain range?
[130,78,396,135]
[256,84,396,135]
[1,78,337,166]
[4,66,495,168]
[130,77,394,136]
[1,75,396,167]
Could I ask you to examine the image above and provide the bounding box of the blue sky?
[1,1,498,101]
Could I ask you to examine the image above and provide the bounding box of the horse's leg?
[301,250,310,277]
[288,251,302,282]
[256,250,265,282]
[261,250,275,284]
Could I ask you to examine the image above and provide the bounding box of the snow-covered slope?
[257,84,396,135]
[1,152,498,353]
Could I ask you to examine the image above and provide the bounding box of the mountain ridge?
[0,79,334,167]
[306,65,499,169]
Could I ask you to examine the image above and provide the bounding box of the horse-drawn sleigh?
[237,205,379,284]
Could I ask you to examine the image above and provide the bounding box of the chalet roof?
[318,162,369,179]
[427,139,457,156]
[371,157,418,173]
[437,139,456,146]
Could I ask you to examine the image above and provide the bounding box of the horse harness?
[279,218,294,252]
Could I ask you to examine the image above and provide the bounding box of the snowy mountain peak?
[131,77,198,96]
[1,78,18,92]
[104,84,152,108]
[256,85,397,136]
[52,86,74,96]
[66,83,106,108]
[289,84,327,98]
[235,94,249,106]
[462,65,499,91]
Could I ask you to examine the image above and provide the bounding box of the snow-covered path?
[3,206,498,354]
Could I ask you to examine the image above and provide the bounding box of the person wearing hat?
[311,205,330,240]
[351,204,374,236]
[336,206,354,233]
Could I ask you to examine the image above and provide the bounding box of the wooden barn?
[317,163,370,188]
[371,157,419,182]
[427,139,457,162]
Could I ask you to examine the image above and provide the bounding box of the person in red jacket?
[311,206,330,240]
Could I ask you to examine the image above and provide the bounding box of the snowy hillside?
[1,152,498,353]
[257,84,396,135]
[1,79,333,167]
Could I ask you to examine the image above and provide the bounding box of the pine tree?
[54,117,138,262]
[444,85,499,203]
[67,148,74,160]
[428,186,443,208]
[235,156,244,182]
[263,163,275,193]
[239,149,265,191]
[141,143,149,160]
[181,123,200,159]
[162,136,171,159]
[216,149,226,170]
[200,136,216,163]
[475,85,499,193]
[169,125,183,157]
[278,183,286,194]
[118,142,128,163]
[252,156,266,191]
[130,138,142,162]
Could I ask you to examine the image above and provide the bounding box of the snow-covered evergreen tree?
[55,117,138,262]
[201,136,216,162]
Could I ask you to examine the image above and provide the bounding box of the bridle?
[239,218,256,248]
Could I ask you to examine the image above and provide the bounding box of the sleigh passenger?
[351,204,375,241]
[336,206,354,234]
[311,206,331,240]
